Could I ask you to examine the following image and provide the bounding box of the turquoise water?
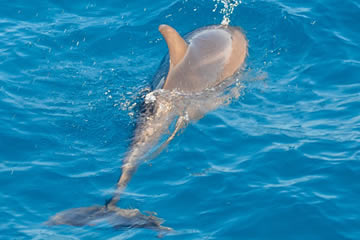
[1,0,360,239]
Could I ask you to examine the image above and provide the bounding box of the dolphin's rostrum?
[47,24,248,232]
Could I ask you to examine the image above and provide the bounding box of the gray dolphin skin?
[47,24,248,232]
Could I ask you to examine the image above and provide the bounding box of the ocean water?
[1,0,360,239]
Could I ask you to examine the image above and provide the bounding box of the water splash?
[213,0,242,25]
[130,71,246,162]
[144,71,245,127]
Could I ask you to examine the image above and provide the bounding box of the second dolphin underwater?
[47,24,248,231]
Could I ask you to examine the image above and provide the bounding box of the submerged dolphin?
[47,24,248,231]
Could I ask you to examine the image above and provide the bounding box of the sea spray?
[213,0,242,25]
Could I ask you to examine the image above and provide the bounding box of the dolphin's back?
[152,25,247,92]
[163,28,232,92]
[155,25,247,93]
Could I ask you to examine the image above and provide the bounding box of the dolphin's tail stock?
[46,163,172,232]
[46,102,181,233]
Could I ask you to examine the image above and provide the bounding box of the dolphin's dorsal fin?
[159,24,188,67]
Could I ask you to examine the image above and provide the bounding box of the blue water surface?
[1,0,360,239]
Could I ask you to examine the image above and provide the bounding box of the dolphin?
[47,24,248,232]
